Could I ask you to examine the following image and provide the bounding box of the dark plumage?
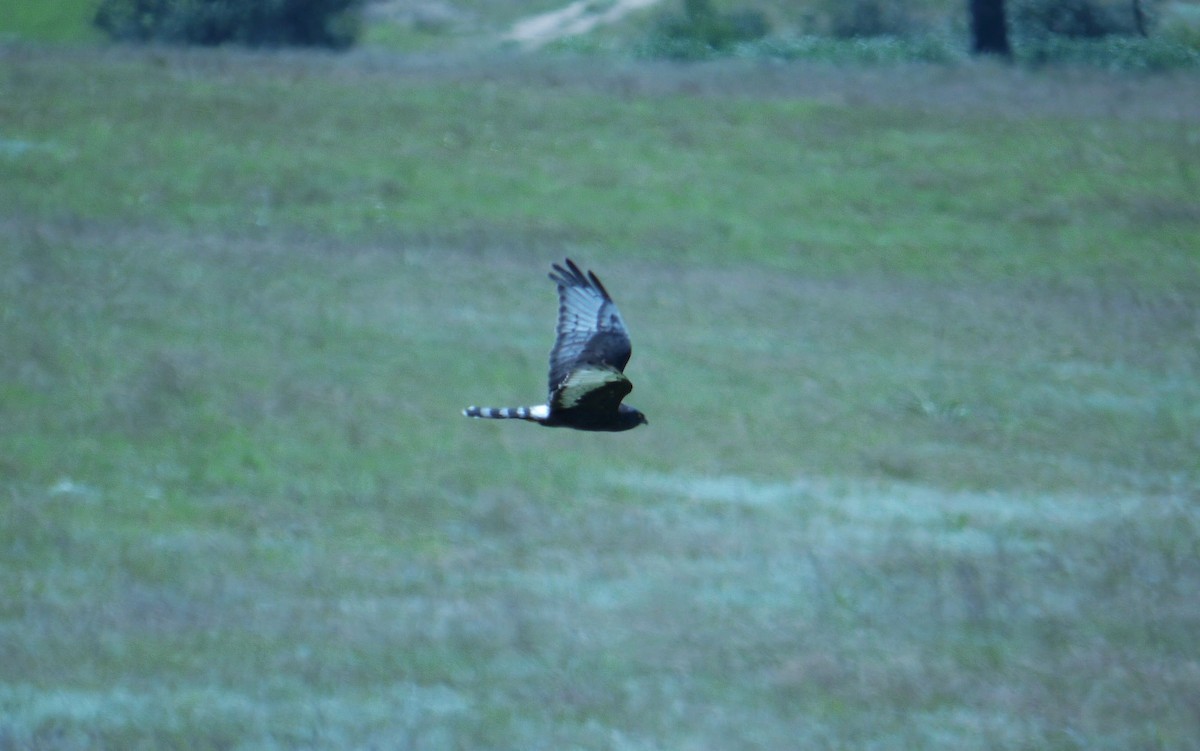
[463,259,647,432]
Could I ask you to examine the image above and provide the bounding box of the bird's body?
[463,259,647,432]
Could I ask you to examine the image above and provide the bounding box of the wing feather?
[547,259,633,395]
[550,365,633,416]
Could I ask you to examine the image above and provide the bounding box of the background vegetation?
[0,0,101,43]
[2,2,1199,749]
[92,0,365,48]
[4,1,1200,67]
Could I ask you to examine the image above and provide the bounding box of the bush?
[743,35,964,65]
[94,0,364,49]
[1011,0,1160,39]
[1160,3,1200,52]
[799,0,948,39]
[826,0,920,38]
[1008,0,1200,69]
[1014,34,1200,69]
[646,0,770,59]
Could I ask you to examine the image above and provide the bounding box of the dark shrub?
[647,0,771,59]
[1012,0,1159,39]
[827,0,919,38]
[1008,0,1199,68]
[95,0,364,49]
[1015,34,1200,69]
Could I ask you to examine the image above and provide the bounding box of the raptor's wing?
[546,259,633,395]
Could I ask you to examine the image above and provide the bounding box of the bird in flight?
[463,259,647,432]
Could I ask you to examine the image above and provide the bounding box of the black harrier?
[463,259,647,432]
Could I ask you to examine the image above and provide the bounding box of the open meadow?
[2,40,1200,749]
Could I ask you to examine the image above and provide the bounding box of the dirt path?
[503,0,664,50]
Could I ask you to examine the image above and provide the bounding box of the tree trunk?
[1131,0,1148,37]
[969,0,1012,57]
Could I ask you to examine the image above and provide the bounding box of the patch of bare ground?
[503,0,665,50]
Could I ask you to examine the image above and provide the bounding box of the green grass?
[2,44,1199,749]
[0,0,100,43]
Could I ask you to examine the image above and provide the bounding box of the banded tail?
[463,404,550,423]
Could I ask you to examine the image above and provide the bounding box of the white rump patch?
[529,404,551,420]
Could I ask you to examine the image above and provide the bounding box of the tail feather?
[463,405,547,422]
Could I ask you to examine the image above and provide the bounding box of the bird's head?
[617,404,648,430]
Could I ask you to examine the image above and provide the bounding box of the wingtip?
[549,257,606,296]
[548,258,570,283]
[549,257,581,277]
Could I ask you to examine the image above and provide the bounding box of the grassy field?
[0,0,100,43]
[3,41,1200,749]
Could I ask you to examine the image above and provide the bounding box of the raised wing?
[550,364,633,418]
[546,259,633,394]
